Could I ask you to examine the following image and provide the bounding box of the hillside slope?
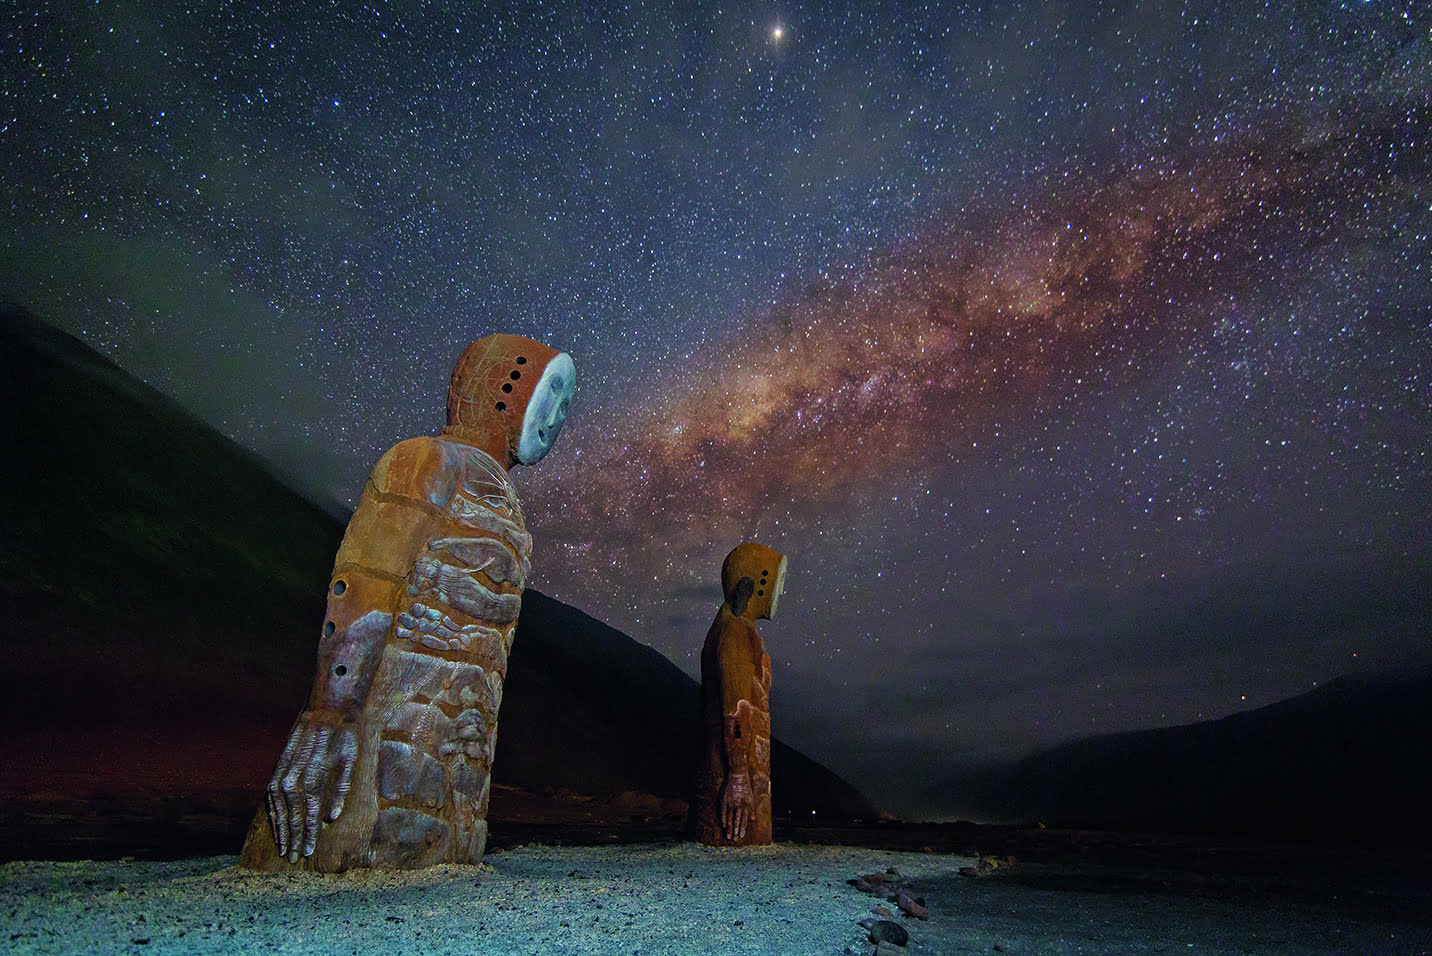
[941,666,1432,842]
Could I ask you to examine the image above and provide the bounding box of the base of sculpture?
[238,807,489,872]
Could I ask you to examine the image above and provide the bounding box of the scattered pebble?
[896,887,928,921]
[851,865,929,922]
[859,917,909,946]
[959,853,1016,878]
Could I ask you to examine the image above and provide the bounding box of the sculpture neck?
[725,602,760,624]
[439,422,514,470]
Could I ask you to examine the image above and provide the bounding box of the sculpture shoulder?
[714,608,763,665]
[365,436,465,508]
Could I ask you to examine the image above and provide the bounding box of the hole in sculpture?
[332,580,346,595]
[758,589,765,596]
[334,664,348,676]
[324,621,336,637]
[510,369,521,380]
[502,382,513,393]
[496,401,506,412]
[516,355,527,364]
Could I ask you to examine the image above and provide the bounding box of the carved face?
[721,542,789,621]
[767,557,788,618]
[517,351,575,464]
[445,334,575,466]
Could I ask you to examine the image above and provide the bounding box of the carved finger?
[300,727,331,793]
[303,792,322,858]
[269,730,305,856]
[297,727,335,854]
[285,805,303,861]
[284,792,305,863]
[280,759,308,863]
[267,785,287,857]
[329,738,356,822]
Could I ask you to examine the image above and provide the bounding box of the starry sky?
[4,1,1430,817]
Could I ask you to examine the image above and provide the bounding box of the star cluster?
[3,1,1429,815]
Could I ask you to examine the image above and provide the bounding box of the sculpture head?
[721,542,788,621]
[444,334,575,467]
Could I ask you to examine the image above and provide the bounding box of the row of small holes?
[329,580,347,674]
[495,356,528,411]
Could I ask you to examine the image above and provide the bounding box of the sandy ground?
[3,842,1430,956]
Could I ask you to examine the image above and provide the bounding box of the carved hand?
[721,771,755,841]
[267,711,358,862]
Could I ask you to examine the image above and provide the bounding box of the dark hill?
[0,305,876,859]
[940,667,1432,843]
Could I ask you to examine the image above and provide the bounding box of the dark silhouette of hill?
[0,305,876,859]
[939,666,1432,843]
[0,305,343,742]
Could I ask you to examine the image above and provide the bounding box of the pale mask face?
[516,351,575,465]
[767,556,789,619]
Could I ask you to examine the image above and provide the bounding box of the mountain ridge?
[935,662,1432,841]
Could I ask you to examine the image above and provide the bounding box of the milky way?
[4,1,1430,815]
[534,108,1392,550]
[530,100,1424,602]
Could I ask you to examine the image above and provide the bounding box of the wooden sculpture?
[240,334,574,871]
[692,542,788,846]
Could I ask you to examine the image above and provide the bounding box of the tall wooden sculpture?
[692,542,788,846]
[240,334,574,871]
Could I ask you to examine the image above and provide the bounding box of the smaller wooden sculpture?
[692,542,788,846]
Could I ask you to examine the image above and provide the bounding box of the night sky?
[4,2,1430,815]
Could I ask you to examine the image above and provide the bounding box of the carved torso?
[360,440,530,867]
[246,438,531,870]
